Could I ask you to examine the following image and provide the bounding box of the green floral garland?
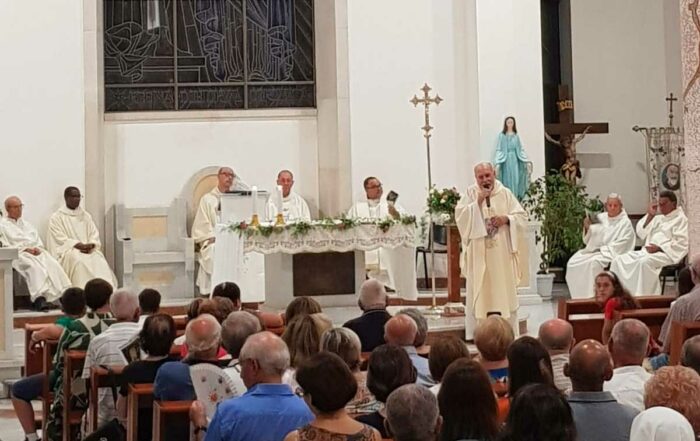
[227,214,417,238]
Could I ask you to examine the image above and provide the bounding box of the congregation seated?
[384,314,435,386]
[682,335,700,375]
[178,297,234,358]
[644,366,700,434]
[427,335,470,395]
[610,191,688,295]
[398,307,430,355]
[538,318,575,392]
[137,288,161,327]
[46,278,115,440]
[437,358,500,441]
[566,193,635,299]
[343,279,391,352]
[603,319,652,411]
[116,313,178,441]
[506,336,554,398]
[81,288,141,426]
[385,384,442,441]
[630,407,695,441]
[356,344,417,438]
[474,315,514,390]
[320,327,379,415]
[47,186,118,288]
[564,339,638,441]
[284,296,322,324]
[220,310,263,396]
[1,196,70,310]
[212,281,242,310]
[284,352,382,441]
[499,383,576,441]
[657,255,700,358]
[282,313,333,390]
[191,332,314,441]
[595,271,639,344]
[154,314,228,401]
[11,287,86,441]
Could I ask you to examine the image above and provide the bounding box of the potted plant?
[522,172,603,298]
[426,186,461,224]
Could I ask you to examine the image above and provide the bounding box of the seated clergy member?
[1,196,70,310]
[265,170,311,222]
[47,187,117,288]
[611,191,688,295]
[192,167,249,295]
[566,193,635,299]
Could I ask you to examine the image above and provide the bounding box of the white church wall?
[570,0,675,214]
[0,0,85,233]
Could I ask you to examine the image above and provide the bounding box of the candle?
[276,185,284,211]
[252,186,258,215]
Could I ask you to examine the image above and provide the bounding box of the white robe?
[192,187,221,294]
[265,191,311,222]
[46,206,118,289]
[566,210,636,299]
[455,181,526,338]
[0,217,71,302]
[347,198,405,270]
[610,207,688,295]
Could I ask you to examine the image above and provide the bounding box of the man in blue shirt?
[192,331,313,441]
[385,314,435,387]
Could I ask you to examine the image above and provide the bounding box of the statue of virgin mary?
[493,116,532,200]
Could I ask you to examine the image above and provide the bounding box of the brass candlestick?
[275,213,285,226]
[250,214,261,227]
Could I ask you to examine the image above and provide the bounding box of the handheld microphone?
[486,197,491,208]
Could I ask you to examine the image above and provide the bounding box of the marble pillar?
[681,0,700,256]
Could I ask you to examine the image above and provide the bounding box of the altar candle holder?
[275,213,285,226]
[250,214,260,227]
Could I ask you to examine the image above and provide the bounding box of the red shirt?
[604,297,622,320]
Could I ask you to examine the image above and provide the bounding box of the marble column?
[681,1,700,256]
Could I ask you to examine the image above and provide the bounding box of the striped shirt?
[551,353,572,393]
[659,285,700,352]
[81,321,141,425]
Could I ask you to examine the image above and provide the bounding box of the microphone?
[486,196,491,208]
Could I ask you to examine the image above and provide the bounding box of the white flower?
[438,189,444,195]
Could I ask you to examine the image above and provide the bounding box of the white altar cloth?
[212,222,419,302]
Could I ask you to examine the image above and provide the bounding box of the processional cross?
[544,85,609,184]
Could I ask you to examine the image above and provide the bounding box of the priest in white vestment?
[610,191,688,295]
[46,187,118,289]
[347,176,405,285]
[455,163,527,338]
[192,167,250,295]
[1,196,71,306]
[265,170,311,222]
[566,193,636,299]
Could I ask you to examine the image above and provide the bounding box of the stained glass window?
[104,0,315,112]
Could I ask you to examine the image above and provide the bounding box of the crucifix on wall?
[544,85,609,184]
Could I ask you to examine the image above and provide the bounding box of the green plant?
[427,186,461,224]
[522,172,603,272]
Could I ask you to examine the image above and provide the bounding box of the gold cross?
[410,83,443,139]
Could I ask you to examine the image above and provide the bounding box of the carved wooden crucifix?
[544,85,609,184]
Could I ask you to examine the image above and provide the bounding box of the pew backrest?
[88,365,125,434]
[127,383,154,441]
[669,321,700,365]
[153,400,193,441]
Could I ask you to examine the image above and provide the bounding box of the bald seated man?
[192,167,250,295]
[538,318,575,392]
[564,339,638,441]
[154,313,228,401]
[81,288,141,426]
[343,279,392,352]
[385,315,435,387]
[682,335,700,375]
[0,196,70,310]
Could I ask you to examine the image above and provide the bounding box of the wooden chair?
[660,256,687,295]
[87,365,125,434]
[153,400,193,441]
[39,339,59,441]
[669,321,700,365]
[25,323,51,376]
[63,350,86,441]
[127,384,154,441]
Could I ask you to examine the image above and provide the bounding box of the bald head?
[565,339,613,392]
[109,288,139,321]
[385,314,418,346]
[473,162,495,175]
[609,319,650,366]
[4,196,23,220]
[186,313,222,355]
[682,335,700,375]
[359,279,387,310]
[538,319,574,354]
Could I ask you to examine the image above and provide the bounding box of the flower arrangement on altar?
[426,186,461,224]
[228,214,417,238]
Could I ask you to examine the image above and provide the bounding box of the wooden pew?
[153,400,193,441]
[669,321,700,365]
[25,323,51,376]
[87,365,125,434]
[39,339,59,441]
[615,308,669,341]
[63,350,86,441]
[127,384,154,441]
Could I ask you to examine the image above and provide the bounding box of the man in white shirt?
[603,319,652,412]
[610,191,688,295]
[1,196,71,309]
[265,170,311,222]
[539,318,575,392]
[81,288,141,426]
[221,310,263,396]
[566,194,635,299]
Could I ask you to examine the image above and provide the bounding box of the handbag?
[83,366,126,441]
